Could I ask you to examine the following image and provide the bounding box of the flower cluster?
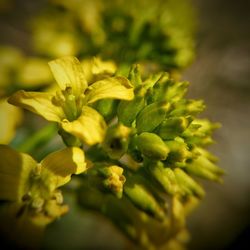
[0,1,223,249]
[77,63,224,248]
[0,56,223,248]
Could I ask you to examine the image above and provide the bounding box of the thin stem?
[16,123,58,153]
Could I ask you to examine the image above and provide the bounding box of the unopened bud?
[164,138,190,163]
[171,99,205,116]
[124,175,165,220]
[95,99,117,121]
[185,155,224,183]
[155,116,192,140]
[118,86,146,126]
[136,101,170,133]
[174,168,205,198]
[128,64,142,87]
[147,161,179,195]
[136,132,169,160]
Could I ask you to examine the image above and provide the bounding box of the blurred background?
[0,0,249,249]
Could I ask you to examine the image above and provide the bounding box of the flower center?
[54,86,85,121]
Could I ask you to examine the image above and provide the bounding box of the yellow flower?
[0,145,86,223]
[0,46,23,97]
[8,56,134,145]
[0,98,22,144]
[81,57,117,84]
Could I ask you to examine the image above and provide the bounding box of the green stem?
[16,123,58,153]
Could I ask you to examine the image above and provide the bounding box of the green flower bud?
[165,81,189,103]
[185,155,224,182]
[95,99,117,121]
[117,86,146,126]
[148,74,189,104]
[146,73,169,103]
[172,196,186,228]
[124,175,165,220]
[136,132,169,160]
[147,161,179,195]
[155,116,192,140]
[171,99,205,117]
[58,128,82,147]
[128,64,142,87]
[136,101,170,133]
[164,138,190,163]
[174,168,205,198]
[102,124,131,159]
[182,119,220,146]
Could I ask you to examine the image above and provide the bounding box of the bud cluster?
[78,64,223,249]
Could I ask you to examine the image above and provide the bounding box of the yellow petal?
[0,145,36,201]
[61,105,107,145]
[85,76,134,104]
[48,56,87,95]
[40,147,86,188]
[8,90,64,122]
[0,98,22,144]
[81,57,117,83]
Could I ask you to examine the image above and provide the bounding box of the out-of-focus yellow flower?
[9,56,134,145]
[0,144,86,246]
[0,46,54,97]
[32,19,81,58]
[0,145,85,220]
[17,57,53,88]
[0,98,22,144]
[0,46,23,97]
